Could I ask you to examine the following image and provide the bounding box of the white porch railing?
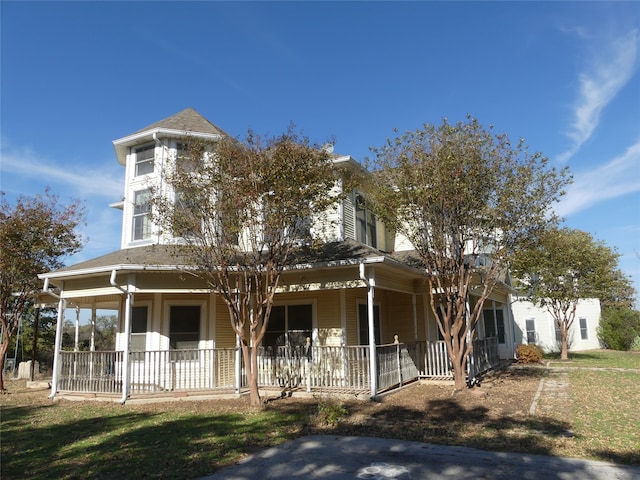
[55,338,499,397]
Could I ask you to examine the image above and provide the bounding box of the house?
[511,297,602,353]
[38,108,515,402]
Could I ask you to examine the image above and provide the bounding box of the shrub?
[313,394,348,426]
[630,336,640,352]
[516,344,544,364]
[598,307,640,351]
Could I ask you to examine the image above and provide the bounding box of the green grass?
[545,349,640,369]
[570,369,640,465]
[1,398,306,480]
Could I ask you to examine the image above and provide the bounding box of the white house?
[511,297,602,353]
[38,108,515,402]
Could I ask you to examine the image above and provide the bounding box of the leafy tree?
[152,127,343,406]
[0,190,84,390]
[598,308,640,351]
[369,116,570,391]
[511,227,632,360]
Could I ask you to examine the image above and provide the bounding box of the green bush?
[630,336,640,352]
[313,395,348,426]
[516,344,544,364]
[598,307,640,351]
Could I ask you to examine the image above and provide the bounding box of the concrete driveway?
[201,435,640,480]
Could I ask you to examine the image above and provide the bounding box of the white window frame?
[579,317,589,340]
[264,300,317,349]
[134,144,155,176]
[355,194,377,248]
[132,189,151,241]
[163,300,206,351]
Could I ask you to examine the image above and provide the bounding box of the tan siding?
[316,290,342,346]
[215,297,236,348]
[386,291,415,343]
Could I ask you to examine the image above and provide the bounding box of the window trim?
[525,318,536,344]
[134,144,155,177]
[164,301,206,350]
[355,193,377,248]
[132,189,152,241]
[130,303,151,352]
[579,317,589,340]
[263,300,316,349]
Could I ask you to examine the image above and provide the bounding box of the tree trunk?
[0,340,8,391]
[560,329,569,361]
[452,355,467,391]
[241,343,262,406]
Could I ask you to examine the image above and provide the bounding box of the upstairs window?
[132,189,151,241]
[355,194,377,248]
[135,144,155,176]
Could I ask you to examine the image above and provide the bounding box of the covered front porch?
[53,337,500,401]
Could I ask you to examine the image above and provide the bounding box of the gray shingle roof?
[132,108,230,137]
[41,240,423,278]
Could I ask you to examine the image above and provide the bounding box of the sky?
[2,1,640,307]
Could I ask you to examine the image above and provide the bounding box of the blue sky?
[2,1,639,306]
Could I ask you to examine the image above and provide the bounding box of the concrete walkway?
[201,435,640,480]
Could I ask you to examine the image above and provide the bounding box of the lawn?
[1,349,638,479]
[545,349,640,369]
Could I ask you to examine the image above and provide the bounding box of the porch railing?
[55,338,499,397]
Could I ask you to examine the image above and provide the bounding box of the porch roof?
[38,239,427,282]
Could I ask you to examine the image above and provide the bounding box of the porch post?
[120,274,135,404]
[90,303,97,352]
[359,263,377,399]
[412,294,418,341]
[49,294,66,399]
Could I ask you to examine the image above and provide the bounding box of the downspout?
[42,278,64,399]
[110,270,133,404]
[359,263,377,399]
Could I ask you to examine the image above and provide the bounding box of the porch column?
[359,263,377,399]
[119,274,135,404]
[74,306,80,352]
[49,294,66,399]
[412,294,418,341]
[90,302,97,352]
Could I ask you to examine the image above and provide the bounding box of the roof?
[112,108,231,165]
[131,108,230,137]
[39,240,426,281]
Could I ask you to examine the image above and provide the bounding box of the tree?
[0,190,85,390]
[511,227,632,360]
[598,307,640,351]
[152,127,344,406]
[369,116,570,391]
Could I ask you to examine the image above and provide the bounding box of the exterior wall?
[511,298,602,352]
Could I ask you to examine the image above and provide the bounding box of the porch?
[54,338,500,400]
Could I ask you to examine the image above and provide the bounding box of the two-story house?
[39,108,516,402]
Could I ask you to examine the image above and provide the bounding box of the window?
[358,303,381,345]
[135,144,155,176]
[495,309,505,344]
[132,189,151,241]
[355,194,377,248]
[130,306,148,351]
[579,317,588,340]
[170,305,200,349]
[483,310,496,338]
[264,304,313,349]
[525,318,536,344]
[175,141,204,173]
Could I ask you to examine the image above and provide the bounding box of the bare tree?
[0,190,85,390]
[511,227,633,360]
[153,127,344,405]
[369,116,570,391]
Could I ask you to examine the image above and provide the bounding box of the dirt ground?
[4,366,566,457]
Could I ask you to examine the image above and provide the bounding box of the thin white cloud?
[555,137,640,217]
[557,29,638,163]
[1,143,123,199]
